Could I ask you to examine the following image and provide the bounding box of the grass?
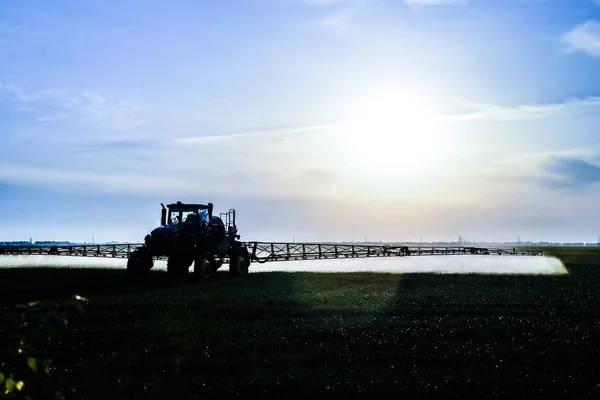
[1,247,599,398]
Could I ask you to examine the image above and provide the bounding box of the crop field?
[1,247,599,399]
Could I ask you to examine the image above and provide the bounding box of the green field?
[1,247,599,399]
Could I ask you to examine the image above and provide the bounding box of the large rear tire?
[193,253,213,280]
[127,248,153,278]
[229,254,249,276]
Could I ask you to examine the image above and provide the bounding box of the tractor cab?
[162,201,213,227]
[154,201,240,246]
[159,201,238,239]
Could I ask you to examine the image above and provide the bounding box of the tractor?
[126,201,251,279]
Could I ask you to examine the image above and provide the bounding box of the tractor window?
[169,211,181,224]
[170,210,198,224]
[182,211,196,223]
[169,208,208,225]
[199,209,208,224]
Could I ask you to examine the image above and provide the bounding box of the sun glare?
[336,86,449,184]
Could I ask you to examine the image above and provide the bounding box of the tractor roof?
[167,201,212,211]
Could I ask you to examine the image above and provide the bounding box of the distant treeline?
[314,241,600,247]
[0,241,132,246]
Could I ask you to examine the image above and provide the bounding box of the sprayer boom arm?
[0,242,543,262]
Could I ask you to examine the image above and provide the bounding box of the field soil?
[1,247,599,399]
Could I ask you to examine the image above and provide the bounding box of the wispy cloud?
[562,20,600,57]
[0,160,267,198]
[177,124,339,143]
[443,96,600,122]
[0,158,345,206]
[302,0,354,4]
[0,82,147,131]
[0,162,184,195]
[313,10,354,33]
[543,156,600,190]
[301,0,376,33]
[0,121,345,200]
[404,0,470,6]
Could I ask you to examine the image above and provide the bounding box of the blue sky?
[2,0,600,243]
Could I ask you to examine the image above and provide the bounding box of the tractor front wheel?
[194,253,213,280]
[127,248,154,278]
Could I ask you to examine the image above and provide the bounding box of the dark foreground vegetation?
[1,247,599,399]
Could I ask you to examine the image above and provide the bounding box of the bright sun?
[336,86,447,183]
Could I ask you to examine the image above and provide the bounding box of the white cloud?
[0,122,345,201]
[562,20,600,57]
[404,0,470,6]
[0,82,147,131]
[301,0,378,33]
[0,159,300,201]
[0,162,193,196]
[177,124,339,143]
[302,0,353,4]
[314,10,354,33]
[442,96,600,122]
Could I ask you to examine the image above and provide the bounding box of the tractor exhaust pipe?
[231,209,236,233]
[161,203,166,226]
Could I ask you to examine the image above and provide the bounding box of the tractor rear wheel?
[194,253,213,280]
[229,254,248,276]
[127,248,153,278]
